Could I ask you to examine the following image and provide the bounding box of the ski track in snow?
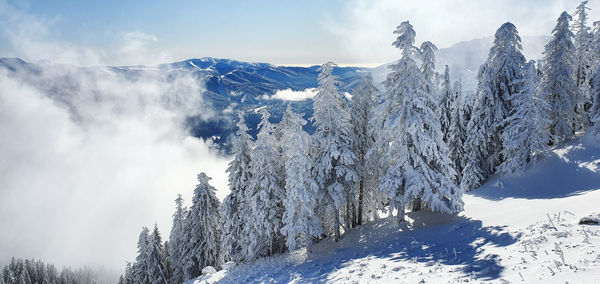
[190,139,600,284]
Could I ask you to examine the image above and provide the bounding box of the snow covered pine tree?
[542,12,579,144]
[221,111,253,263]
[168,194,187,284]
[378,21,462,224]
[280,105,322,251]
[499,61,550,174]
[185,173,221,278]
[311,62,358,241]
[350,73,379,225]
[461,22,526,191]
[244,108,286,259]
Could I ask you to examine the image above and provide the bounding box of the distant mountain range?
[0,36,551,152]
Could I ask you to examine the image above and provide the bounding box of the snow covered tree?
[147,224,168,284]
[460,22,525,191]
[542,12,578,144]
[133,227,150,284]
[420,41,438,96]
[378,21,462,224]
[573,1,594,129]
[592,21,600,70]
[168,195,187,284]
[186,173,221,277]
[244,108,286,260]
[499,61,550,174]
[447,79,466,179]
[350,73,379,225]
[279,105,322,251]
[438,65,453,141]
[311,62,358,241]
[585,66,600,139]
[221,111,253,263]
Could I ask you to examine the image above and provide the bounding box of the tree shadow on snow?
[217,212,518,283]
[325,213,518,281]
[471,141,600,201]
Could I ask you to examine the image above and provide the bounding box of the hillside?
[191,137,600,283]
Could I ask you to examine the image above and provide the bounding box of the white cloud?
[0,64,230,270]
[0,4,232,271]
[263,88,318,101]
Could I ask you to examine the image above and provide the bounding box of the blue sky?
[1,0,599,66]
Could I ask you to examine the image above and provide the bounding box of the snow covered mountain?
[0,57,368,151]
[188,137,600,283]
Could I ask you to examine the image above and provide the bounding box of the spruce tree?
[311,62,358,241]
[420,41,438,96]
[148,224,168,284]
[186,173,221,276]
[542,12,578,144]
[244,109,286,260]
[585,66,600,139]
[573,1,594,129]
[168,195,187,284]
[439,65,453,141]
[460,22,525,191]
[350,73,379,225]
[378,21,462,224]
[133,227,150,284]
[280,105,322,251]
[448,79,466,180]
[221,111,253,263]
[499,61,550,173]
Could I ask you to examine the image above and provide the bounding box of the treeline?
[122,2,600,283]
[0,258,115,284]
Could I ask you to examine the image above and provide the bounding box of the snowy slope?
[191,137,600,283]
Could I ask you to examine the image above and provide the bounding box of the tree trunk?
[334,209,341,242]
[346,199,353,229]
[352,202,357,228]
[357,180,364,225]
[396,205,405,224]
[412,197,422,211]
[305,233,312,254]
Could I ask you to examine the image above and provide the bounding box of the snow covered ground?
[190,138,600,283]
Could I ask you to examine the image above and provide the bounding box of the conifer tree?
[148,224,168,284]
[542,12,578,144]
[585,66,600,139]
[420,41,439,96]
[378,21,462,223]
[133,227,150,284]
[186,173,221,276]
[244,109,286,259]
[280,105,322,251]
[499,61,550,173]
[448,79,466,179]
[221,111,253,263]
[573,1,594,129]
[460,22,525,191]
[311,62,358,240]
[168,195,187,284]
[350,73,379,225]
[439,65,453,141]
